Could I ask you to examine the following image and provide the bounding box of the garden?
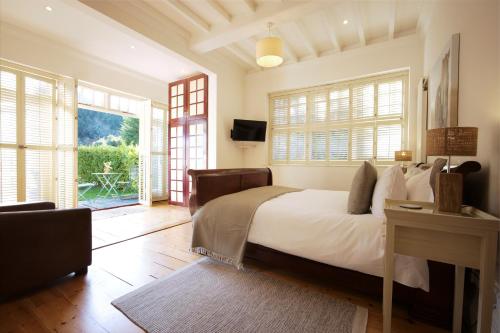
[77,108,140,209]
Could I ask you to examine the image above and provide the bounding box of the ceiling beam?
[353,2,366,46]
[190,1,326,53]
[206,0,232,23]
[388,0,397,39]
[164,0,211,33]
[241,0,257,13]
[293,21,317,58]
[226,45,259,69]
[416,2,435,36]
[273,31,298,63]
[321,11,341,52]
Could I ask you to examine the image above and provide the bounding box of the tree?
[120,117,139,145]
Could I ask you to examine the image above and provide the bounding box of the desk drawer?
[394,226,481,268]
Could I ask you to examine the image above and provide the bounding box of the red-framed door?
[168,74,208,206]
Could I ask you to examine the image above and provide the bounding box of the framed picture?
[427,33,460,129]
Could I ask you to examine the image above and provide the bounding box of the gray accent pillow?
[348,161,378,214]
[429,158,447,198]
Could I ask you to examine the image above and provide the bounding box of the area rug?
[112,258,368,333]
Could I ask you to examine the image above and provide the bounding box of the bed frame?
[188,164,481,330]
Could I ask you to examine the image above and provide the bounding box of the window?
[269,72,407,165]
[77,83,145,116]
[1,64,76,207]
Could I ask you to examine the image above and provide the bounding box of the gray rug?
[112,259,367,333]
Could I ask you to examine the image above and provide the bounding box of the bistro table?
[92,172,123,199]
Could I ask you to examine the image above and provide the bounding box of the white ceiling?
[1,0,431,78]
[0,0,201,82]
[81,0,430,72]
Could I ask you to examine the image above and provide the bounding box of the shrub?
[78,145,139,188]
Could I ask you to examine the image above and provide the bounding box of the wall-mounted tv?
[230,119,267,142]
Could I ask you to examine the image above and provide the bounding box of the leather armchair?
[0,202,92,298]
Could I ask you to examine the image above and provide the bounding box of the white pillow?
[371,165,407,218]
[404,165,423,180]
[406,168,434,202]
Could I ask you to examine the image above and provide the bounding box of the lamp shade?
[426,127,478,156]
[395,150,412,162]
[256,36,283,68]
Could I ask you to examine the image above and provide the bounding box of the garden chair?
[78,181,95,202]
[117,166,138,199]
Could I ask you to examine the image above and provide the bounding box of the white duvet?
[247,189,429,291]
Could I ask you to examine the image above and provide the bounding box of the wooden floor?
[91,202,191,249]
[0,205,448,333]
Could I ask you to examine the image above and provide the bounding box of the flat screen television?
[231,119,267,142]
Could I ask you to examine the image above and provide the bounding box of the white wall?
[243,35,423,190]
[423,0,499,216]
[0,23,168,103]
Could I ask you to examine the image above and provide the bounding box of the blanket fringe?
[190,247,244,270]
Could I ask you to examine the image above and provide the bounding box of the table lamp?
[394,150,412,172]
[426,127,478,213]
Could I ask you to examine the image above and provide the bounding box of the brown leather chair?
[0,202,92,298]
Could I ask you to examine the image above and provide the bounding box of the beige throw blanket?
[191,186,300,269]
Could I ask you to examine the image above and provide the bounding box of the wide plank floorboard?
[0,205,448,333]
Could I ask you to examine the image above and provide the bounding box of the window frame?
[268,71,409,166]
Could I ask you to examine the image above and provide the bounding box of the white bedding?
[247,189,429,291]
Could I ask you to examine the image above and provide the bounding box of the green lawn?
[78,186,138,201]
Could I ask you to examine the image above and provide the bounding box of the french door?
[0,64,76,207]
[168,74,208,206]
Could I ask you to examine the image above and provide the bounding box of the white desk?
[383,200,500,333]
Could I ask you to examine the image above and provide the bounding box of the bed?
[187,166,479,329]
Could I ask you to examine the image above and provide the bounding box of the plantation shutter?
[352,83,374,119]
[311,93,327,123]
[56,77,77,208]
[151,104,168,201]
[138,100,152,206]
[378,80,403,117]
[351,126,374,160]
[329,89,349,121]
[24,76,55,202]
[0,70,18,203]
[269,72,407,165]
[376,124,402,160]
[330,128,349,161]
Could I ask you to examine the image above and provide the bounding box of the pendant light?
[256,22,283,68]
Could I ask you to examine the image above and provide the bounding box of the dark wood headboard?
[187,168,273,215]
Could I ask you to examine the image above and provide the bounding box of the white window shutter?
[329,89,349,121]
[151,104,168,201]
[378,80,403,117]
[56,77,77,208]
[311,93,327,123]
[289,131,306,161]
[376,124,402,160]
[330,129,349,161]
[351,126,374,161]
[352,84,374,119]
[269,72,407,165]
[138,100,152,206]
[0,70,18,203]
[309,131,327,161]
[24,76,55,202]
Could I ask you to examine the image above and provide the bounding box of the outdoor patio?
[79,196,139,210]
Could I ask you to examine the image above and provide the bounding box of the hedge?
[78,145,139,186]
